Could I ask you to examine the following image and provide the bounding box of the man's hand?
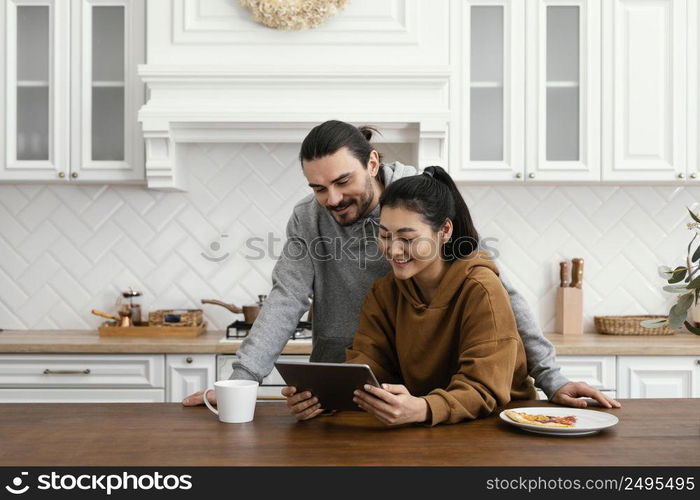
[551,381,621,409]
[353,383,429,426]
[282,386,323,421]
[181,390,217,407]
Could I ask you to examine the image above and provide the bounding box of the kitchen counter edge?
[0,330,698,355]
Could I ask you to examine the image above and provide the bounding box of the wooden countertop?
[0,329,698,355]
[544,331,700,355]
[1,399,697,466]
[0,329,311,354]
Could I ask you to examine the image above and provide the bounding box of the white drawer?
[0,388,165,402]
[617,356,700,398]
[217,355,309,385]
[257,386,285,400]
[555,356,616,390]
[0,354,165,388]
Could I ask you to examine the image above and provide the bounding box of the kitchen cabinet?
[166,354,216,403]
[0,354,165,402]
[217,354,310,400]
[457,0,695,183]
[458,0,525,181]
[460,0,600,182]
[555,355,616,390]
[601,0,688,182]
[540,355,700,400]
[617,356,700,399]
[0,0,145,183]
[535,355,616,399]
[525,0,601,182]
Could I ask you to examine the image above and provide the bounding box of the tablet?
[274,361,380,411]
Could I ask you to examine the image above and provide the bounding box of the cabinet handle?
[58,172,65,179]
[696,360,700,365]
[43,369,91,375]
[71,172,78,179]
[677,172,685,179]
[528,173,536,179]
[186,357,193,364]
[514,172,522,179]
[691,173,698,179]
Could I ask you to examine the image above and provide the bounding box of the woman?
[283,166,537,426]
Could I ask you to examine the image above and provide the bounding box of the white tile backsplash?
[0,142,694,332]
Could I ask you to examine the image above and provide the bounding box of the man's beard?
[329,175,375,226]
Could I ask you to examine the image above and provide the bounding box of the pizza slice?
[504,410,577,428]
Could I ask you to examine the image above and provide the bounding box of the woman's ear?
[440,219,453,243]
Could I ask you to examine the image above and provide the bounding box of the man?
[184,120,620,410]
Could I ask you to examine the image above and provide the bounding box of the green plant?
[643,208,700,335]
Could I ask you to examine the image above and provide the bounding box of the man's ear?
[367,150,381,177]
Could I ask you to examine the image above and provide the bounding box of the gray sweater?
[229,162,569,398]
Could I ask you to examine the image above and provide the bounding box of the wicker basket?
[594,315,675,335]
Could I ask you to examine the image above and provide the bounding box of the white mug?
[203,380,259,423]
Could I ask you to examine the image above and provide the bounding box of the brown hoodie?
[345,250,537,426]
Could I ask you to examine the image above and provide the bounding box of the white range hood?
[137,66,451,191]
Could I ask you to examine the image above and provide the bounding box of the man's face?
[302,147,380,226]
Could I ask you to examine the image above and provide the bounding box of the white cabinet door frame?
[555,355,616,390]
[602,0,687,182]
[688,0,699,182]
[70,0,145,182]
[617,356,700,399]
[1,0,69,180]
[166,354,215,403]
[457,0,525,182]
[526,0,601,181]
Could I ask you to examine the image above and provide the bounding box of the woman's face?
[378,206,452,280]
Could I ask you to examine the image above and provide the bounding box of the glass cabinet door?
[1,0,69,180]
[17,5,50,162]
[460,0,525,181]
[526,0,600,181]
[91,5,125,162]
[71,0,144,182]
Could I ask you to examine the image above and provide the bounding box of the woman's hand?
[353,383,429,426]
[282,386,324,421]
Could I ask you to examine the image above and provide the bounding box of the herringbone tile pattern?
[0,142,695,332]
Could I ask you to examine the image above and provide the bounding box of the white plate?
[499,407,619,437]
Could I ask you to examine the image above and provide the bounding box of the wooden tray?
[98,322,207,338]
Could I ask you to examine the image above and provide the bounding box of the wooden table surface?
[1,399,698,466]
